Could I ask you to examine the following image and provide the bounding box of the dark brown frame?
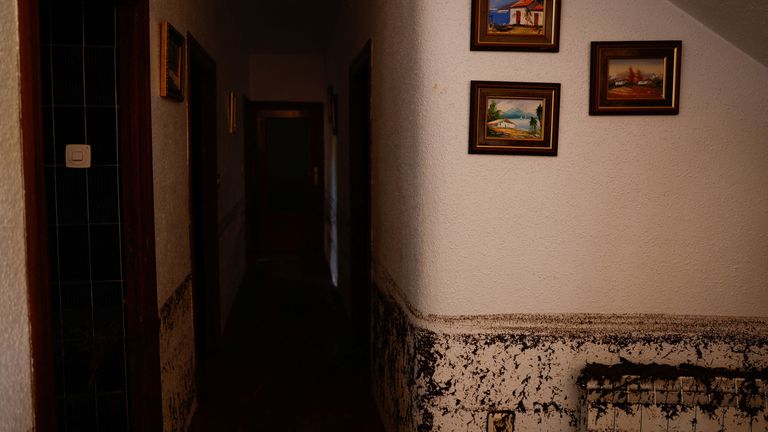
[160,20,185,101]
[589,40,682,115]
[326,85,338,135]
[118,0,164,429]
[244,101,325,257]
[348,39,373,365]
[469,81,560,156]
[471,0,560,52]
[186,33,221,390]
[18,0,56,428]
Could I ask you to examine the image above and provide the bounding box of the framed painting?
[471,0,560,52]
[227,91,237,134]
[326,85,338,135]
[469,81,560,156]
[160,20,185,101]
[589,40,682,115]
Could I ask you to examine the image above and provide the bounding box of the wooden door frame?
[348,39,373,363]
[244,100,325,258]
[186,34,221,376]
[18,0,55,428]
[118,1,163,429]
[19,0,163,429]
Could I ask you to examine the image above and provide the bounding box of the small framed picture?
[326,85,338,135]
[471,0,561,52]
[227,91,237,134]
[469,81,560,156]
[160,21,185,101]
[589,40,682,115]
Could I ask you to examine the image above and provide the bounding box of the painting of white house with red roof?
[488,0,546,35]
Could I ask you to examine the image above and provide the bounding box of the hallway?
[189,255,384,431]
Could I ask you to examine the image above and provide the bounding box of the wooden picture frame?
[589,40,682,115]
[326,85,338,135]
[227,91,237,134]
[160,20,184,101]
[469,81,560,156]
[471,0,560,52]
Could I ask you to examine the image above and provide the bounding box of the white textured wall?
[0,0,34,429]
[667,0,768,67]
[249,54,325,102]
[368,0,768,317]
[149,1,249,429]
[325,0,418,309]
[149,0,248,323]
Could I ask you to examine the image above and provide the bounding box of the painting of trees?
[536,104,543,130]
[487,100,502,122]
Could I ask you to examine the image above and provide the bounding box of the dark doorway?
[348,40,373,362]
[22,0,162,429]
[187,34,221,389]
[244,102,325,259]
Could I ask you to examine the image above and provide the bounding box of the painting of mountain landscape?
[607,58,666,100]
[488,0,546,35]
[485,97,544,140]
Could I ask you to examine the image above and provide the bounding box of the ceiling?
[235,0,343,54]
[667,0,768,67]
[231,0,768,65]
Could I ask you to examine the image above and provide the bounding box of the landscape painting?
[607,58,665,100]
[469,81,560,156]
[485,97,545,141]
[471,0,560,51]
[488,0,546,36]
[589,41,682,115]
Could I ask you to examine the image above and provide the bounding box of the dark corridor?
[189,255,385,431]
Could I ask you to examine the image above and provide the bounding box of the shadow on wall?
[335,0,428,307]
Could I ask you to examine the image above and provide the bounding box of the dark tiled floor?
[190,255,385,431]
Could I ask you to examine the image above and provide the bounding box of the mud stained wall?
[159,276,196,432]
[372,277,768,432]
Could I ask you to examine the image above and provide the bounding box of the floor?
[189,255,385,431]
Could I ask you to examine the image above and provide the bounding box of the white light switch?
[65,144,91,168]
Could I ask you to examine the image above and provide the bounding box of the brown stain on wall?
[371,275,768,431]
[159,275,197,432]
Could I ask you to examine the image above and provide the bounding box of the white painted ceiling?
[667,0,768,67]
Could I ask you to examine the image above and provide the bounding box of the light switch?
[65,144,91,168]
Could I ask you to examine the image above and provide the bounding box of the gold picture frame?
[160,20,184,101]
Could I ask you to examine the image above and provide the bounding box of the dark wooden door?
[187,35,220,386]
[22,0,164,429]
[349,41,372,362]
[245,102,324,258]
